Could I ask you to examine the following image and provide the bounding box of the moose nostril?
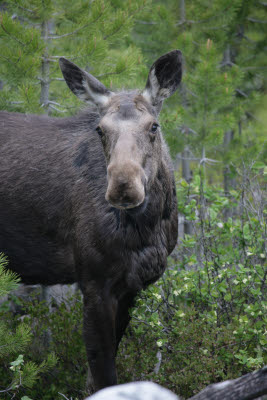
[118,181,128,191]
[120,202,131,208]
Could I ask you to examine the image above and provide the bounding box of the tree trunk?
[40,20,52,114]
[180,0,193,236]
[180,0,185,23]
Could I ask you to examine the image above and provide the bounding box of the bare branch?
[154,350,162,374]
[16,5,34,13]
[199,157,220,166]
[235,88,248,98]
[48,104,67,113]
[58,393,70,400]
[50,78,65,81]
[243,66,267,70]
[247,17,267,23]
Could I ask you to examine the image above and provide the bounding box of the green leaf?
[252,161,266,170]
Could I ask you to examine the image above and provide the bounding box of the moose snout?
[106,162,146,210]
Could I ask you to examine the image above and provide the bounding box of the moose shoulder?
[0,50,182,392]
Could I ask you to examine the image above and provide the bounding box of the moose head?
[59,50,182,213]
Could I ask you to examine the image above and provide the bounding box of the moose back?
[0,50,182,391]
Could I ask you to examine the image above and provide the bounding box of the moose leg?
[82,282,118,392]
[115,291,136,354]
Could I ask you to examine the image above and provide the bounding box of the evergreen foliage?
[131,0,266,166]
[0,0,150,114]
[0,291,86,400]
[0,255,57,399]
[0,253,20,296]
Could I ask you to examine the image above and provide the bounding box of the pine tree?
[179,0,267,187]
[0,253,57,398]
[132,0,266,170]
[0,0,150,114]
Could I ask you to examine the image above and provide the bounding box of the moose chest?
[73,203,170,293]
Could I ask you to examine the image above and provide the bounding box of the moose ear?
[59,58,113,107]
[142,50,182,113]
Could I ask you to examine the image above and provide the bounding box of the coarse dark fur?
[0,50,182,392]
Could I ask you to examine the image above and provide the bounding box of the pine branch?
[7,1,34,13]
[47,9,105,40]
[0,55,20,66]
[175,5,234,26]
[48,24,91,39]
[96,68,127,78]
[136,20,157,25]
[103,22,126,40]
[0,18,25,46]
[104,2,148,40]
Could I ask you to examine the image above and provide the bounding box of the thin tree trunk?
[180,0,193,236]
[180,0,185,22]
[223,129,234,191]
[40,17,54,343]
[223,129,235,220]
[40,285,52,347]
[182,146,191,182]
[40,20,52,114]
[222,44,236,219]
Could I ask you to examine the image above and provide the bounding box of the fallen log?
[188,366,267,400]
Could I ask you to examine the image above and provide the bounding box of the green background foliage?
[0,0,266,398]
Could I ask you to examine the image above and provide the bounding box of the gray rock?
[86,382,179,400]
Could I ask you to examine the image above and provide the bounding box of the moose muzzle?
[106,161,146,210]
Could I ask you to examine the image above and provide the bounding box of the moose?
[0,50,182,392]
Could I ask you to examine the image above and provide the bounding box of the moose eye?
[151,123,159,133]
[96,126,104,137]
